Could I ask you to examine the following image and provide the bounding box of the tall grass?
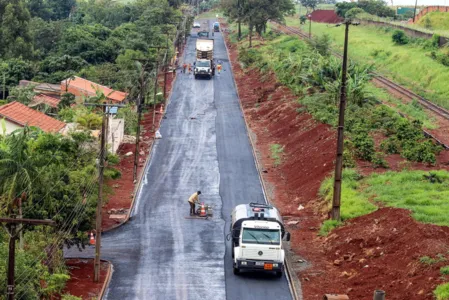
[364,170,449,226]
[285,16,449,109]
[319,169,377,220]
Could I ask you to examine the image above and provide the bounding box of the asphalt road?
[66,19,294,300]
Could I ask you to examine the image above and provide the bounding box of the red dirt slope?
[311,10,343,24]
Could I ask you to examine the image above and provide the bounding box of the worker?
[188,63,192,74]
[188,191,201,216]
[217,63,222,74]
[182,63,187,73]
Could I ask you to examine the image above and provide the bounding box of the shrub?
[312,33,332,56]
[380,137,400,154]
[270,143,284,166]
[104,167,121,179]
[441,266,449,275]
[107,153,120,165]
[434,283,449,300]
[372,152,389,168]
[401,140,440,165]
[351,129,375,161]
[392,30,408,45]
[345,7,365,19]
[238,48,261,67]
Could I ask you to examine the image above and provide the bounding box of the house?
[30,94,60,108]
[19,80,61,99]
[0,101,66,134]
[61,76,128,103]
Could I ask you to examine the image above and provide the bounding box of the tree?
[58,92,75,110]
[0,0,33,59]
[300,0,318,11]
[0,126,39,213]
[335,2,358,17]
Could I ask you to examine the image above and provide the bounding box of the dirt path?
[222,21,449,299]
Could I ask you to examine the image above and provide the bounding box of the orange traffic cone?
[89,232,95,245]
[199,203,206,217]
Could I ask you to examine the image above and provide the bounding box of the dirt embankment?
[222,22,449,299]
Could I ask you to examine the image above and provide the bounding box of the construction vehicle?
[213,22,220,32]
[230,203,290,277]
[194,39,215,80]
[197,31,209,38]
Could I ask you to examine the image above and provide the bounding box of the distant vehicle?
[193,22,201,28]
[230,203,290,277]
[194,39,215,80]
[213,22,220,32]
[197,31,209,38]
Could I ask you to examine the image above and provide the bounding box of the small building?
[0,101,66,134]
[61,76,128,104]
[19,80,61,99]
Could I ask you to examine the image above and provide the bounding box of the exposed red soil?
[63,259,109,299]
[222,20,449,300]
[310,10,343,24]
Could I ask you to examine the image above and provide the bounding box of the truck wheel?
[209,75,212,80]
[194,75,198,79]
[233,267,240,275]
[275,271,282,278]
[231,246,234,259]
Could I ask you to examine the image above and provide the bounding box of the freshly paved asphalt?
[66,19,294,300]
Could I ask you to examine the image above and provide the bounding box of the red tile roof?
[0,101,66,132]
[61,76,127,103]
[32,94,60,108]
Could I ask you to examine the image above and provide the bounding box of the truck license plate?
[264,263,273,270]
[255,261,264,266]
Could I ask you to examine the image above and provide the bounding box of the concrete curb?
[98,259,113,300]
[220,20,302,300]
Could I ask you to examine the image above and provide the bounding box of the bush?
[401,140,440,165]
[238,48,261,67]
[441,266,449,275]
[372,152,389,168]
[380,137,400,154]
[345,7,365,19]
[351,129,375,161]
[104,167,121,179]
[392,30,409,45]
[434,283,449,300]
[107,153,120,165]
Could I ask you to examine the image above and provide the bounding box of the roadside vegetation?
[234,31,442,166]
[285,16,449,109]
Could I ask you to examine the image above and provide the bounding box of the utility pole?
[2,73,5,100]
[308,14,312,39]
[85,103,124,282]
[413,0,418,22]
[1,217,55,300]
[238,0,242,40]
[331,20,358,221]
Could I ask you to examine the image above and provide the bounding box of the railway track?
[271,21,449,148]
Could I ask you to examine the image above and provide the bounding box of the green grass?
[285,16,449,109]
[318,170,449,236]
[420,254,447,265]
[270,144,284,166]
[434,283,449,300]
[365,83,438,130]
[418,12,449,33]
[319,220,342,236]
[363,171,449,226]
[319,169,377,220]
[441,266,449,275]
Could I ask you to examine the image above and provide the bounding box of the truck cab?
[230,203,290,277]
[194,59,213,79]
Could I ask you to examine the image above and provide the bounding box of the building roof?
[62,76,127,103]
[30,94,61,108]
[310,10,343,24]
[0,101,66,132]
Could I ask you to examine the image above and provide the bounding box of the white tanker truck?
[230,203,291,277]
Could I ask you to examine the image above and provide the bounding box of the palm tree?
[0,126,39,215]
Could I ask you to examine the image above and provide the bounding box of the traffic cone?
[89,232,95,245]
[199,203,206,217]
